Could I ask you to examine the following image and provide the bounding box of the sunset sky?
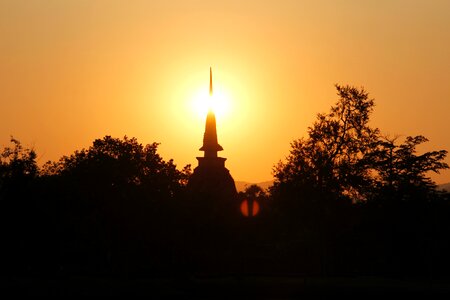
[1,0,449,183]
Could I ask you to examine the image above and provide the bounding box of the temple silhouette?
[187,68,238,216]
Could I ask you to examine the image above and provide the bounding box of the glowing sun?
[192,88,231,119]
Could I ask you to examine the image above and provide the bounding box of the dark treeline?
[1,84,449,280]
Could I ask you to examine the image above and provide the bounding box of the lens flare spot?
[240,199,260,217]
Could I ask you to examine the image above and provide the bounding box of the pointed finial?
[209,67,213,96]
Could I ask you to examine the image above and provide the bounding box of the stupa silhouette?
[187,68,238,216]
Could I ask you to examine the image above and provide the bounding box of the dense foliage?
[1,86,449,279]
[272,85,448,204]
[271,84,449,276]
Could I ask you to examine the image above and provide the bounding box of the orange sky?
[1,0,449,183]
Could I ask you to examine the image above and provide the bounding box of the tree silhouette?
[0,136,194,276]
[0,137,40,275]
[0,137,37,193]
[272,84,379,210]
[269,85,450,276]
[42,135,190,197]
[370,135,448,202]
[2,89,450,286]
[272,85,448,206]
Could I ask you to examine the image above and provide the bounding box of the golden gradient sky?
[1,0,449,183]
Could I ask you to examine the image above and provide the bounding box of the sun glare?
[192,88,231,119]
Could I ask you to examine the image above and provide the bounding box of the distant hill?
[438,182,450,192]
[235,180,274,193]
[235,181,450,193]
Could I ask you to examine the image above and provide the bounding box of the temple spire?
[209,67,213,96]
[187,67,237,206]
[199,68,223,157]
